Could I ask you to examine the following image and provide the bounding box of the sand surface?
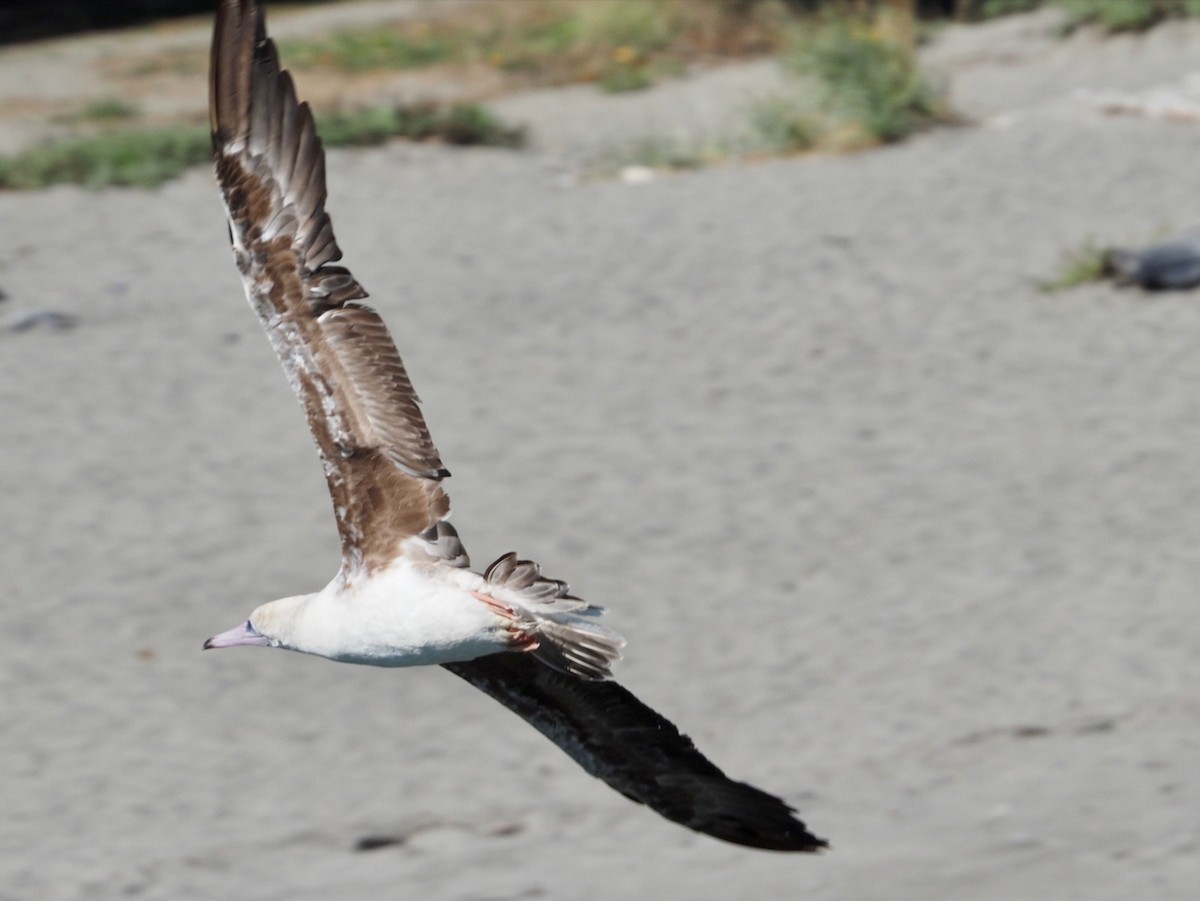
[2,6,1200,900]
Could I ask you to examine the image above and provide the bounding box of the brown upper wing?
[210,0,451,573]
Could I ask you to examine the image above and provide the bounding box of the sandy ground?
[2,5,1200,900]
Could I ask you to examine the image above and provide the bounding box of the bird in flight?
[205,0,825,853]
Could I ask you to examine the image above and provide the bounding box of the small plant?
[750,95,821,153]
[1055,0,1192,32]
[0,125,211,189]
[317,102,524,148]
[786,16,944,144]
[317,106,412,147]
[430,103,527,147]
[1057,0,1158,31]
[70,98,142,122]
[600,62,654,92]
[282,27,454,72]
[1041,239,1113,291]
[576,0,679,57]
[978,0,1044,16]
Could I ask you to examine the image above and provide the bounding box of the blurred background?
[0,0,983,44]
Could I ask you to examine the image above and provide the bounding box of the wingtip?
[443,655,828,853]
[752,824,829,853]
[689,776,829,852]
[735,832,828,853]
[210,0,267,152]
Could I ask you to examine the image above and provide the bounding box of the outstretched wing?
[210,0,452,574]
[443,654,827,852]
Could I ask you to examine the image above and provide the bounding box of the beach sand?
[1,7,1198,899]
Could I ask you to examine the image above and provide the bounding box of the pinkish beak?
[203,620,269,650]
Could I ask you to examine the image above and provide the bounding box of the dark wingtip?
[691,776,829,852]
[443,654,828,853]
[758,826,829,853]
[737,809,829,853]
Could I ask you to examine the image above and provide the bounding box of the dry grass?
[1040,239,1114,291]
[278,0,787,92]
[5,1,959,189]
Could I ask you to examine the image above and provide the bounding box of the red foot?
[471,591,539,652]
[470,590,515,618]
[508,631,540,652]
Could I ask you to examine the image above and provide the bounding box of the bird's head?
[203,596,306,650]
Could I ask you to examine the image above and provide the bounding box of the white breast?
[287,561,510,667]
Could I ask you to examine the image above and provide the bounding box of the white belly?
[292,563,510,667]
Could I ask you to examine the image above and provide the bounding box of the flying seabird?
[204,0,826,853]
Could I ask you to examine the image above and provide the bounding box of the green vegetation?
[784,16,945,145]
[282,28,455,72]
[978,0,1043,16]
[978,0,1200,31]
[0,125,211,189]
[569,0,680,55]
[594,5,949,176]
[429,103,526,147]
[9,1,1045,190]
[0,101,523,190]
[1041,240,1113,291]
[67,98,142,123]
[1056,0,1200,32]
[749,95,821,153]
[320,102,526,148]
[599,58,655,93]
[274,0,776,93]
[313,106,406,147]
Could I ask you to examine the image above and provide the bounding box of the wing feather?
[211,0,452,574]
[444,654,828,852]
[319,304,449,480]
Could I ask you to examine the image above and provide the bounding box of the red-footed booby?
[204,0,826,853]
